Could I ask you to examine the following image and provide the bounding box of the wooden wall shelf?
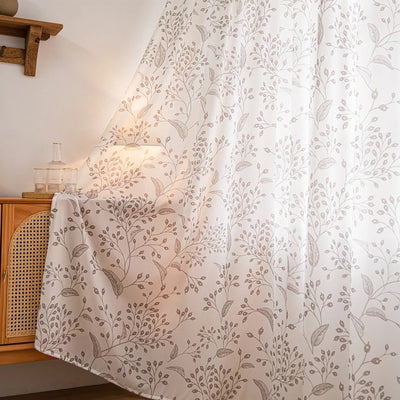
[0,15,63,76]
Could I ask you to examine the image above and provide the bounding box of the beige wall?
[0,0,165,395]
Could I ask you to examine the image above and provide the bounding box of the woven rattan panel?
[7,211,50,338]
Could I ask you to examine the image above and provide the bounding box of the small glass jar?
[63,168,78,193]
[47,168,63,193]
[33,168,48,193]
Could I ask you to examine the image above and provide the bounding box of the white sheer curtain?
[36,1,400,399]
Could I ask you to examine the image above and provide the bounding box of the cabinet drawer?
[0,202,51,345]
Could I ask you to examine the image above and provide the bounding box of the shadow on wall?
[0,360,106,397]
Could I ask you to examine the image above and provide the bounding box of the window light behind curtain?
[35,1,400,399]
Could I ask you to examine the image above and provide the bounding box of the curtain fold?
[36,1,400,399]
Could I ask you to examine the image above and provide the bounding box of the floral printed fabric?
[35,1,400,399]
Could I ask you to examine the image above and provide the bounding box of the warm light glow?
[108,144,163,165]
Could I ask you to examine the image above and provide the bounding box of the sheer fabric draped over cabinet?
[35,1,400,399]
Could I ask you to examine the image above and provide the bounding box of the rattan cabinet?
[0,198,54,364]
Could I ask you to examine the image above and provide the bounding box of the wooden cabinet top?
[0,198,53,204]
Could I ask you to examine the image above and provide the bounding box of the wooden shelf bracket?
[0,15,63,76]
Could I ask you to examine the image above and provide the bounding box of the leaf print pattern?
[35,0,400,399]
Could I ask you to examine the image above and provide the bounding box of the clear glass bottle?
[47,143,66,192]
[48,142,66,168]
